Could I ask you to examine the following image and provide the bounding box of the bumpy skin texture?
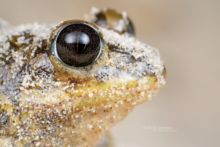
[0,9,165,147]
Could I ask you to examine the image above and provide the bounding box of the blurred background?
[0,0,219,146]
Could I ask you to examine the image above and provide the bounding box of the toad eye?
[52,21,103,67]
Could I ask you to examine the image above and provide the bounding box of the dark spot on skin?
[34,39,48,56]
[0,111,9,127]
[108,44,130,55]
[13,106,21,116]
[8,32,34,51]
[94,12,107,27]
[54,69,92,84]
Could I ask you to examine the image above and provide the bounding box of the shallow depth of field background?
[0,0,219,147]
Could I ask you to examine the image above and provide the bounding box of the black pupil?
[56,23,101,67]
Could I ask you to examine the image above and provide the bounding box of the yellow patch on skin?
[0,73,159,146]
[74,76,154,108]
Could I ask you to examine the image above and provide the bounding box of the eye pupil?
[55,22,101,67]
